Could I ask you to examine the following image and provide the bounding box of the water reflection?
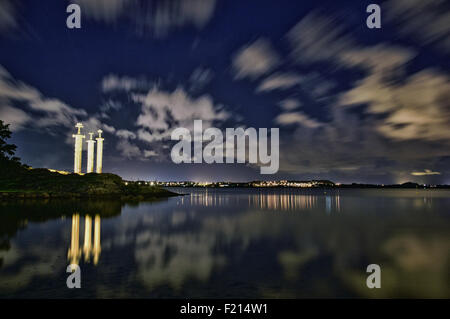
[83,216,92,262]
[68,214,101,269]
[187,190,341,212]
[0,189,449,298]
[68,214,81,268]
[325,195,340,214]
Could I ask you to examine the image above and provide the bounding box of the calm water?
[0,188,449,298]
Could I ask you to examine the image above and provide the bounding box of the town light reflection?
[187,191,341,212]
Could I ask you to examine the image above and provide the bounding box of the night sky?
[0,0,449,183]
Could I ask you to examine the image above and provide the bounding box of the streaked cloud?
[73,0,132,23]
[386,0,450,53]
[101,74,149,92]
[0,105,31,131]
[340,48,450,142]
[287,12,354,64]
[74,0,216,37]
[256,72,301,92]
[411,169,441,176]
[272,12,450,180]
[340,44,415,71]
[278,99,301,111]
[133,86,230,142]
[134,0,216,37]
[189,67,214,92]
[100,99,124,112]
[102,123,116,133]
[0,0,17,33]
[0,65,114,149]
[116,129,137,140]
[286,11,450,143]
[274,112,322,128]
[82,117,116,136]
[115,129,158,160]
[232,38,280,80]
[143,150,157,158]
[0,65,87,131]
[116,138,142,159]
[296,72,336,99]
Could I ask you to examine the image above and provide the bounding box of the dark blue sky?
[0,0,449,183]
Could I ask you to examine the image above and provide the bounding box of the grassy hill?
[0,161,178,200]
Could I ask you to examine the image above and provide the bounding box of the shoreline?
[0,189,181,200]
[163,185,450,190]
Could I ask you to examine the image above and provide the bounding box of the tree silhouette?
[0,120,20,163]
